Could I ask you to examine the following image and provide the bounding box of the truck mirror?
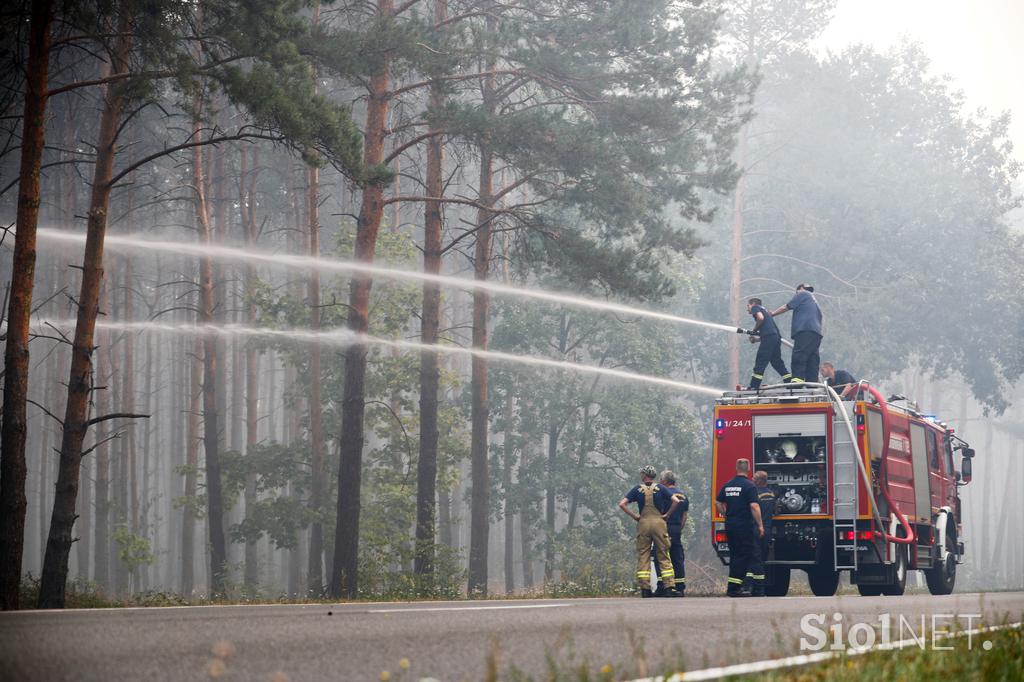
[961,457,972,483]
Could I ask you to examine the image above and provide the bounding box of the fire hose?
[735,327,795,348]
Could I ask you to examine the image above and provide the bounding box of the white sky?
[816,0,1024,164]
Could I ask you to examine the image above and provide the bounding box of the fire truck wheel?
[764,566,790,596]
[881,545,907,596]
[925,529,957,595]
[807,567,840,596]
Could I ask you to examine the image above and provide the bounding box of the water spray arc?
[36,227,747,339]
[30,318,727,398]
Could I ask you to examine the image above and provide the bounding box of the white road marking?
[368,603,569,613]
[624,621,1023,682]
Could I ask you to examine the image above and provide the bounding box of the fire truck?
[711,382,975,597]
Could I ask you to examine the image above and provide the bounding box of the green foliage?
[220,442,313,549]
[112,524,155,574]
[712,42,1023,409]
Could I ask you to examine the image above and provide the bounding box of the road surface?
[3,591,1022,681]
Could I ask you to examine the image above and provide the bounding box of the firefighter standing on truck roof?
[745,297,792,389]
[715,458,765,597]
[618,465,681,598]
[655,470,689,597]
[753,470,776,595]
[770,283,823,383]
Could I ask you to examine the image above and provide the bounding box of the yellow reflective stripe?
[749,574,765,580]
[751,373,764,379]
[782,374,792,378]
[790,378,805,383]
[727,577,744,585]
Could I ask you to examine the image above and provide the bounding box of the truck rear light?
[715,418,725,439]
[840,530,874,541]
[714,531,728,543]
[856,414,865,434]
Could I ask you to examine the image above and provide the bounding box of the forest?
[1,0,1022,610]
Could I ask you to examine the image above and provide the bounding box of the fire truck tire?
[807,567,840,596]
[857,583,884,596]
[881,545,907,596]
[925,530,957,595]
[765,566,790,596]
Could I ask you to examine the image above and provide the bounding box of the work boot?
[640,588,653,598]
[727,584,751,598]
[751,586,765,597]
[654,585,682,598]
[674,587,686,597]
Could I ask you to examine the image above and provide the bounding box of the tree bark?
[503,392,515,594]
[93,286,113,591]
[329,0,393,599]
[307,126,326,595]
[519,446,534,589]
[413,0,447,590]
[239,146,260,591]
[467,33,497,593]
[0,0,53,610]
[181,336,202,596]
[38,23,130,609]
[192,111,228,596]
[728,122,748,387]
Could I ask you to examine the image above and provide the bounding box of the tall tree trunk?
[414,0,448,590]
[121,258,137,543]
[181,336,202,596]
[544,421,559,583]
[468,41,496,593]
[0,0,54,610]
[38,24,130,609]
[519,446,534,589]
[192,113,228,597]
[503,392,515,594]
[566,401,595,529]
[240,146,260,590]
[330,0,393,599]
[306,51,326,591]
[727,122,748,387]
[139,328,155,590]
[92,286,113,591]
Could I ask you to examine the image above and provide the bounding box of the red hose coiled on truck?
[862,384,915,546]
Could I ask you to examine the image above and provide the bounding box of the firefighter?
[715,458,765,597]
[752,470,776,596]
[655,470,689,596]
[821,362,858,398]
[745,297,792,389]
[770,283,823,383]
[618,465,681,598]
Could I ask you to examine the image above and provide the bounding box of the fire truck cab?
[711,383,975,597]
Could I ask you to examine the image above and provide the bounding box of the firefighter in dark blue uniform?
[745,297,792,389]
[770,283,823,383]
[715,458,765,597]
[753,470,776,597]
[655,470,689,596]
[821,362,858,398]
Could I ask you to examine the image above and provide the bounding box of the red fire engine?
[711,382,975,596]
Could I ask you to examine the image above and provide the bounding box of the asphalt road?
[2,591,1023,681]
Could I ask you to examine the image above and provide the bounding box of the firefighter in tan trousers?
[618,465,682,598]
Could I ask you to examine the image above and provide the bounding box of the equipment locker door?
[909,423,932,522]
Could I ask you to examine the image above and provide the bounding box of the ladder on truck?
[832,410,859,570]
